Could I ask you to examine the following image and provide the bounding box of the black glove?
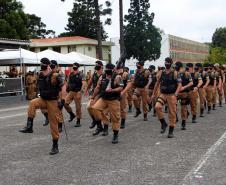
[58,99,65,110]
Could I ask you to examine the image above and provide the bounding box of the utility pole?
[119,0,126,65]
[94,0,103,60]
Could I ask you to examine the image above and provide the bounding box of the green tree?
[0,0,29,39]
[206,47,226,65]
[59,0,112,40]
[27,14,55,39]
[212,27,226,49]
[124,0,162,62]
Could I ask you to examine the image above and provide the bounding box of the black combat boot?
[43,113,49,126]
[74,118,81,127]
[212,104,216,110]
[181,120,186,130]
[207,106,211,114]
[102,124,109,136]
[143,114,148,121]
[68,112,76,122]
[219,101,222,107]
[200,108,204,117]
[168,127,174,138]
[49,140,59,155]
[93,121,103,136]
[128,105,132,113]
[120,119,125,129]
[58,123,63,133]
[192,115,197,123]
[148,103,152,112]
[160,119,168,134]
[164,106,168,113]
[19,117,33,133]
[153,109,156,117]
[112,130,119,144]
[134,108,141,118]
[89,116,96,129]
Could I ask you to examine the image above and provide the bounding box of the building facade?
[0,38,30,51]
[30,36,114,62]
[111,34,210,69]
[168,34,209,64]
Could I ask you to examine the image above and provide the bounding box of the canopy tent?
[36,50,75,65]
[65,52,107,66]
[0,48,38,65]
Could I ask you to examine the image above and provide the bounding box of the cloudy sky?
[19,0,226,43]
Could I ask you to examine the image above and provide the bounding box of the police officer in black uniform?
[19,58,64,155]
[64,63,83,127]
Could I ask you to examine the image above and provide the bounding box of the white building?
[111,34,209,70]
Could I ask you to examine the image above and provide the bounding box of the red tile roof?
[31,36,95,43]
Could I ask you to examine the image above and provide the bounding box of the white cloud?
[19,0,226,43]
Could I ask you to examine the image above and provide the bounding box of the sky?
[19,0,226,43]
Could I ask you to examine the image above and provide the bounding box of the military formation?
[19,57,226,155]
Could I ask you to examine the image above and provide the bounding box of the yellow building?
[30,36,114,62]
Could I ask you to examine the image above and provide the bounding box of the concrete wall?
[76,45,96,58]
[61,46,68,54]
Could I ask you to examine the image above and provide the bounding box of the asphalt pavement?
[0,96,226,185]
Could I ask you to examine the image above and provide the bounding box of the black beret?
[40,58,50,65]
[95,60,103,66]
[73,62,80,67]
[50,60,58,66]
[165,57,173,64]
[186,63,193,67]
[106,63,115,70]
[175,61,183,68]
[149,65,156,70]
[195,63,202,68]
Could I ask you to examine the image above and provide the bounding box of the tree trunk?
[119,0,126,65]
[94,0,103,60]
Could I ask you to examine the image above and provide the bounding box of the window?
[53,46,61,53]
[88,46,92,51]
[40,47,48,51]
[68,45,76,52]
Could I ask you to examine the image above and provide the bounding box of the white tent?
[65,52,107,66]
[0,48,38,65]
[36,50,75,65]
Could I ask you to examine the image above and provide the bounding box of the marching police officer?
[19,58,65,155]
[132,61,150,121]
[64,62,83,127]
[86,60,104,129]
[214,63,224,107]
[152,57,182,138]
[123,67,133,112]
[187,63,203,123]
[92,63,124,143]
[175,62,193,130]
[206,64,216,114]
[147,65,157,116]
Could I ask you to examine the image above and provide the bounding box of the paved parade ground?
[0,96,226,185]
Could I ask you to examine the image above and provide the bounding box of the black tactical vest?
[38,72,60,100]
[160,70,177,94]
[92,72,101,90]
[191,72,199,89]
[68,72,83,92]
[180,72,191,93]
[201,71,207,87]
[134,70,149,88]
[209,72,215,86]
[100,73,120,100]
[149,72,157,90]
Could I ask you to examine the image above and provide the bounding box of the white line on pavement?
[0,113,27,119]
[182,130,226,184]
[0,105,28,113]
